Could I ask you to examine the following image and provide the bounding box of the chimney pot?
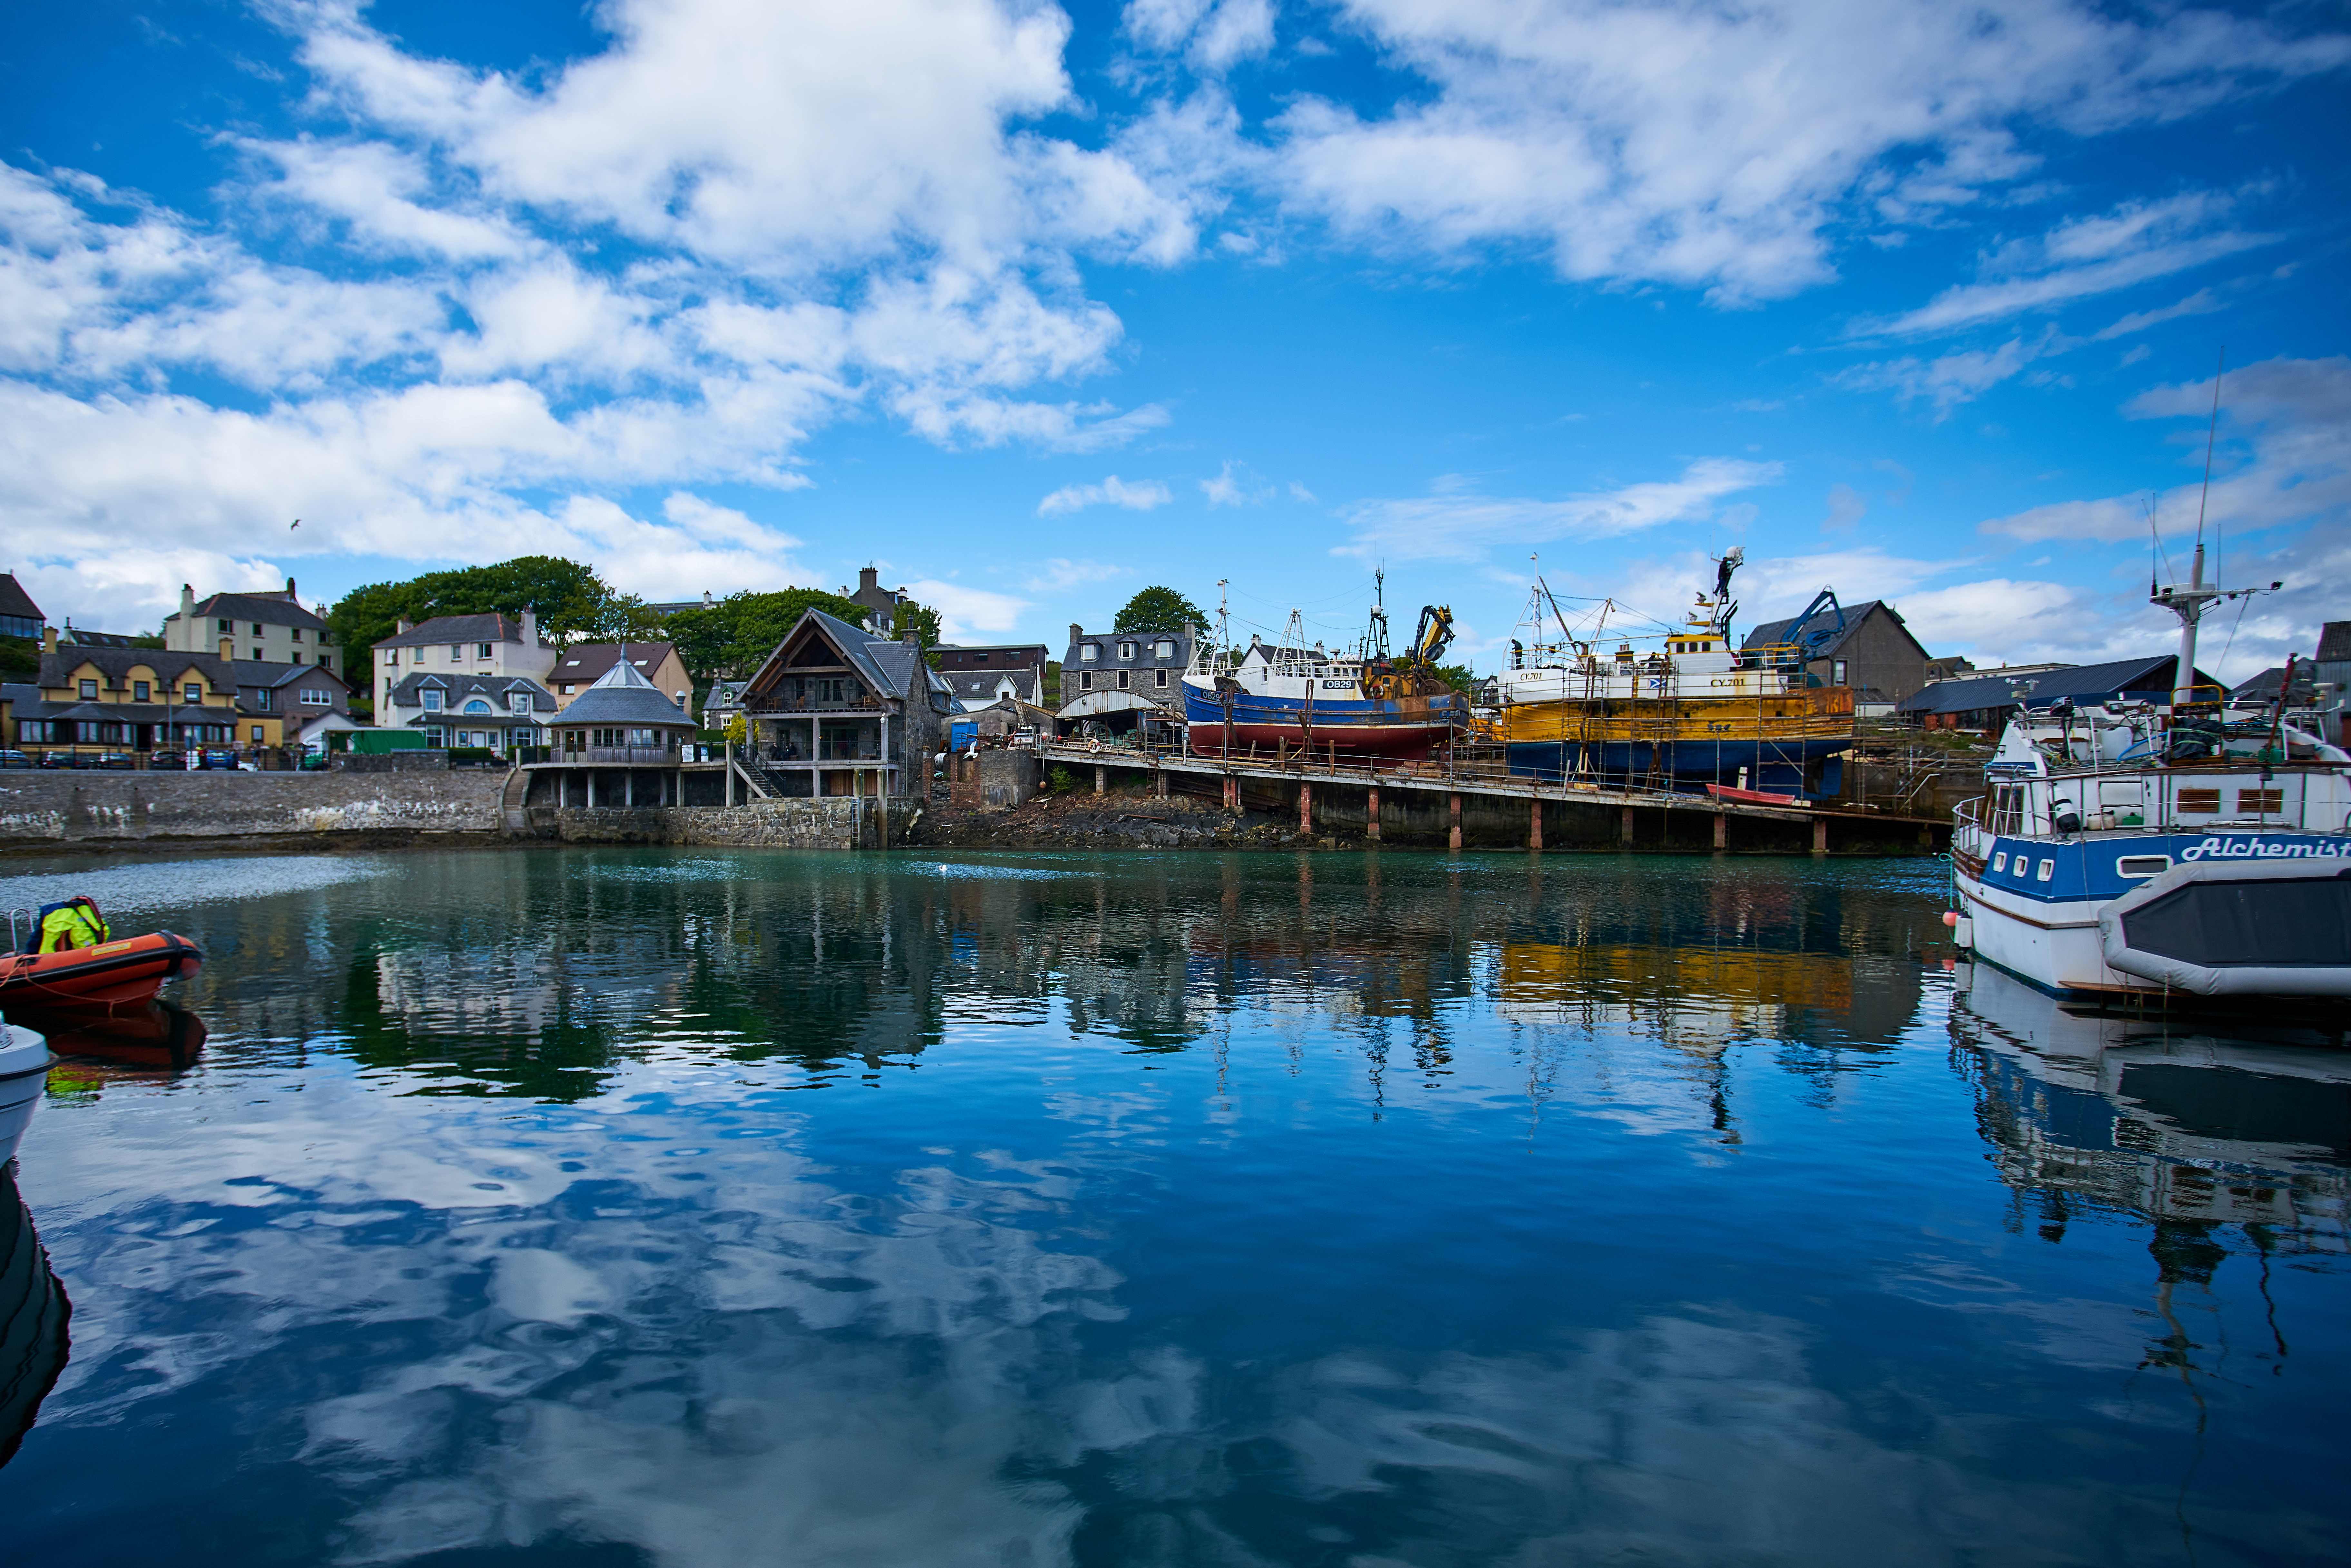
[286,576,296,597]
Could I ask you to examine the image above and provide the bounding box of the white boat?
[1949,537,2351,1002]
[0,1024,53,1167]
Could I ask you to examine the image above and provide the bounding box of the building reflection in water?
[6,848,2344,1561]
[0,1161,70,1467]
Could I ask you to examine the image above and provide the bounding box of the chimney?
[1068,622,1082,645]
[858,566,880,594]
[521,608,539,646]
[285,575,296,598]
[902,630,920,649]
[180,583,195,622]
[42,627,56,654]
[396,617,413,634]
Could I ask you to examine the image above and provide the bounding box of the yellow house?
[16,634,245,759]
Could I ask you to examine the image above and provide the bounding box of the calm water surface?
[0,847,2344,1566]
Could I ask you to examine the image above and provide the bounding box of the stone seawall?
[539,798,921,850]
[0,770,510,848]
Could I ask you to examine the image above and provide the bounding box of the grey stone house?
[737,608,954,797]
[839,566,908,634]
[1741,599,1933,713]
[1059,623,1193,722]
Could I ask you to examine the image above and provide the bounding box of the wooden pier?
[1033,741,1949,855]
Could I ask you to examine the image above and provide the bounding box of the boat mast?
[2156,350,2226,710]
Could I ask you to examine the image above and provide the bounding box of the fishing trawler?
[1949,493,2350,1000]
[1495,551,1856,799]
[1183,585,1469,764]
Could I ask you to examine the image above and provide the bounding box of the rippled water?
[0,847,2344,1567]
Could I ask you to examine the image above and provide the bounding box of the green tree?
[1112,586,1207,636]
[327,556,623,676]
[659,587,878,685]
[1432,660,1479,694]
[1042,659,1062,706]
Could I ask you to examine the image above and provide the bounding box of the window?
[79,678,97,700]
[384,649,398,666]
[2036,858,2055,882]
[2238,788,2284,814]
[1117,670,1130,689]
[290,629,302,642]
[426,727,445,747]
[422,690,444,712]
[1080,671,1093,691]
[463,699,491,714]
[1118,641,1137,661]
[184,683,202,703]
[1154,668,1168,689]
[251,726,266,745]
[478,643,494,658]
[560,683,574,696]
[251,622,264,635]
[2176,788,2221,814]
[1155,640,1174,659]
[133,681,150,702]
[2116,855,2171,879]
[301,688,329,706]
[1991,852,2007,873]
[291,653,303,665]
[1080,643,1099,663]
[217,618,231,632]
[251,648,263,661]
[509,692,530,713]
[254,689,273,711]
[1831,658,1849,686]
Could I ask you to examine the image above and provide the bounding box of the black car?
[92,752,135,770]
[39,751,89,769]
[149,749,187,769]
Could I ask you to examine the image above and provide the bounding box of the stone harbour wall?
[540,797,922,850]
[0,770,511,848]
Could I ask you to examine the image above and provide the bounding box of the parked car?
[149,749,187,769]
[92,752,135,770]
[200,749,237,770]
[0,750,31,769]
[39,752,87,769]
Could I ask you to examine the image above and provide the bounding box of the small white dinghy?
[0,1023,54,1167]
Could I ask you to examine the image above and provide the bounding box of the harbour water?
[0,847,2345,1566]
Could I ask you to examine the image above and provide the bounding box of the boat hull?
[1954,830,2351,1000]
[1183,686,1463,762]
[0,932,205,1020]
[1503,738,1847,799]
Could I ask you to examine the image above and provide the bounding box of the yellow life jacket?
[37,900,109,954]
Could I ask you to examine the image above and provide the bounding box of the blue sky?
[3,0,2345,677]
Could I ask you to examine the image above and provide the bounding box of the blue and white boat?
[1183,603,1468,764]
[1951,544,2351,1002]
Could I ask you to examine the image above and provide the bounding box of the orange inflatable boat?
[0,932,204,1019]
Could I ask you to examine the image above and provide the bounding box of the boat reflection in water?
[0,1160,70,1469]
[26,999,207,1076]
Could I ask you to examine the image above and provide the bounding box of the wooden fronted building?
[738,609,953,797]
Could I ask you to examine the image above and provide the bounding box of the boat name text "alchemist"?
[2177,836,2351,861]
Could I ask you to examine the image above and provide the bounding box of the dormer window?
[509,692,529,713]
[1155,640,1174,659]
[134,681,150,702]
[422,690,444,712]
[184,683,202,703]
[1080,643,1099,663]
[1118,642,1137,661]
[79,678,97,700]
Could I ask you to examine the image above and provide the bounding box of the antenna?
[2192,347,2224,554]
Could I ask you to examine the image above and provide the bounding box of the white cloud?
[2093,286,2222,341]
[1860,192,2272,337]
[1200,459,1274,506]
[900,577,1030,640]
[1337,459,1782,563]
[1822,484,1867,531]
[1271,1,2346,301]
[1836,335,2049,418]
[1022,558,1127,593]
[1126,0,1277,71]
[1037,475,1174,516]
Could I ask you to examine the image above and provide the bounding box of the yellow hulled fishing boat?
[1496,551,1857,799]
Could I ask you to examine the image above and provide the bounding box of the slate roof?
[2317,621,2351,664]
[549,641,681,689]
[0,682,43,712]
[58,628,145,648]
[942,670,1039,702]
[2230,666,2287,701]
[1895,655,2208,715]
[39,648,232,689]
[377,613,540,649]
[174,590,327,633]
[228,659,350,693]
[1067,627,1195,668]
[0,575,43,624]
[1741,599,1902,658]
[932,644,1049,673]
[386,673,557,714]
[554,655,695,730]
[742,609,953,707]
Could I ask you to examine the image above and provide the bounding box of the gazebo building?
[537,656,699,807]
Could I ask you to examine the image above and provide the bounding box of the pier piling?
[1449,793,1462,851]
[1529,798,1543,852]
[1299,781,1313,834]
[1366,786,1382,841]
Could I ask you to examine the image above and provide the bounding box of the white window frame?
[301,688,330,707]
[421,689,444,712]
[1118,641,1137,661]
[1079,643,1099,663]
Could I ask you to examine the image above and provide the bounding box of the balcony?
[519,744,681,766]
